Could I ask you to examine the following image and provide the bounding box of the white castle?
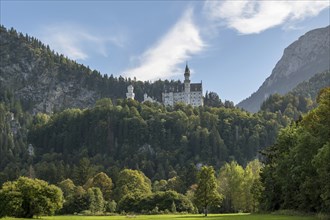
[126,64,203,107]
[162,64,203,107]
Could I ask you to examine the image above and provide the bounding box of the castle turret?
[184,64,191,104]
[126,85,135,100]
[184,63,190,82]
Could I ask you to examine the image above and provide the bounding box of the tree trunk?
[204,207,208,217]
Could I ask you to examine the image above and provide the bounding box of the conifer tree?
[194,166,222,216]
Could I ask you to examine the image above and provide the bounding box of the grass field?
[2,213,320,220]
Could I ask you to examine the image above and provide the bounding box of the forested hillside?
[0,92,32,181]
[0,90,293,216]
[0,89,293,187]
[0,25,195,113]
[25,99,290,185]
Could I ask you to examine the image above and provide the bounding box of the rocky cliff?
[0,26,104,113]
[237,26,330,112]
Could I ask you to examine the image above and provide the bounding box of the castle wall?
[163,90,203,107]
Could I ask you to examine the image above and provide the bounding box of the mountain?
[237,26,330,112]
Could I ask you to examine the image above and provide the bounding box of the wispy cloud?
[204,0,330,34]
[39,24,126,60]
[123,8,205,81]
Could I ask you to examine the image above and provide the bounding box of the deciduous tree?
[114,169,151,201]
[0,177,63,218]
[84,172,113,201]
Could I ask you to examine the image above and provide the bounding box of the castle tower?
[126,85,135,100]
[184,64,191,104]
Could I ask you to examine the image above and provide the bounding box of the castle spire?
[184,63,191,104]
[184,62,190,77]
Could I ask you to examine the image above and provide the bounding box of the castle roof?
[191,83,202,91]
[164,82,202,93]
[165,84,184,93]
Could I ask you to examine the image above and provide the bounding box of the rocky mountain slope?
[237,26,330,112]
[0,26,104,113]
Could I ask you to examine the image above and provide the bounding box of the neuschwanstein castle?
[126,64,203,107]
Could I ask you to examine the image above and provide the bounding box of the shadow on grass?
[176,214,251,219]
[177,216,225,219]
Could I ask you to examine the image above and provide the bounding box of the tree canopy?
[114,169,152,201]
[0,177,63,218]
[260,87,330,213]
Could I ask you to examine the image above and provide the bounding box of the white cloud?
[123,8,205,81]
[39,24,125,60]
[204,0,330,34]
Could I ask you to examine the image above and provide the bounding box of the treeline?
[261,87,330,213]
[260,70,330,119]
[1,159,262,218]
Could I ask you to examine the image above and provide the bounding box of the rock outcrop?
[0,26,101,113]
[237,26,330,112]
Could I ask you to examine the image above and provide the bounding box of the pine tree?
[194,166,222,216]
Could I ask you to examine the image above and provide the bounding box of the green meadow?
[3,214,319,220]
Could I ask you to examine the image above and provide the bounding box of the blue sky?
[1,1,329,104]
